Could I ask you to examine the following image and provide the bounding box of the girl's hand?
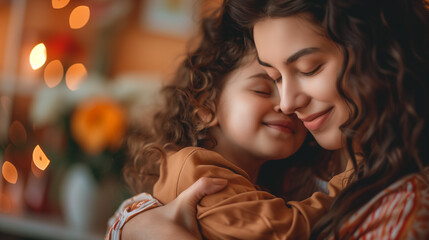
[122,177,228,240]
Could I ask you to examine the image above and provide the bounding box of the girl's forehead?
[224,53,267,84]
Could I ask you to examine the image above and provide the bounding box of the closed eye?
[253,90,271,96]
[301,64,323,76]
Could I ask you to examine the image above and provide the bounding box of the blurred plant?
[30,74,162,183]
[71,97,126,156]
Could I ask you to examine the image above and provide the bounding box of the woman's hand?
[122,177,228,240]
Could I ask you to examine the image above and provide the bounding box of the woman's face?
[253,16,349,150]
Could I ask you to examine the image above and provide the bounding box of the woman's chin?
[312,131,344,150]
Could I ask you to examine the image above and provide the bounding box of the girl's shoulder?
[172,146,213,157]
[338,168,429,240]
[169,147,235,166]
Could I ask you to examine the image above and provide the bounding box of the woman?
[121,0,429,239]
[233,0,429,239]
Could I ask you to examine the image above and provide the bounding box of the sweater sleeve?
[154,148,353,240]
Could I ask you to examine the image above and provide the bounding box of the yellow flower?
[71,98,126,155]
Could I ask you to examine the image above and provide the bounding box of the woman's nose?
[278,78,308,114]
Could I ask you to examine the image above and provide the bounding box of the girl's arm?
[118,155,353,240]
[121,177,228,240]
[153,148,354,240]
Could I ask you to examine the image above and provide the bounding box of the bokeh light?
[69,6,90,29]
[2,161,18,184]
[65,63,87,91]
[32,145,50,171]
[44,60,64,88]
[52,0,70,9]
[8,120,27,146]
[29,43,47,70]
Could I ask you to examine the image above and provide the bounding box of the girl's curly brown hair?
[123,8,253,193]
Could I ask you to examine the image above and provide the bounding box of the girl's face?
[212,55,308,164]
[253,16,349,150]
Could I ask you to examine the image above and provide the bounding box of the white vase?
[61,163,97,232]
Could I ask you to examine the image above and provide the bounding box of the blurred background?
[0,0,221,239]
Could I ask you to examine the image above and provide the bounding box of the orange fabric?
[154,147,353,240]
[331,168,429,240]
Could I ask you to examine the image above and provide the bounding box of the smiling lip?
[300,108,333,131]
[264,120,295,134]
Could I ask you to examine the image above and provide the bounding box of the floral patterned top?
[332,168,429,240]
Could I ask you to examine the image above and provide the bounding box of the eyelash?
[301,64,322,76]
[269,64,323,83]
[254,90,271,96]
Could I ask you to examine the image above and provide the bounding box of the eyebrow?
[257,47,321,67]
[247,73,273,81]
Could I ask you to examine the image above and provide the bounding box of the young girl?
[107,8,343,240]
[120,0,429,239]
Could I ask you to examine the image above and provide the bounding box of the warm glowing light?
[2,161,18,184]
[69,6,90,29]
[65,63,87,91]
[8,120,27,146]
[29,43,47,70]
[52,0,70,9]
[32,145,50,171]
[44,60,64,88]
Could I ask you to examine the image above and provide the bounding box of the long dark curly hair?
[225,0,429,239]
